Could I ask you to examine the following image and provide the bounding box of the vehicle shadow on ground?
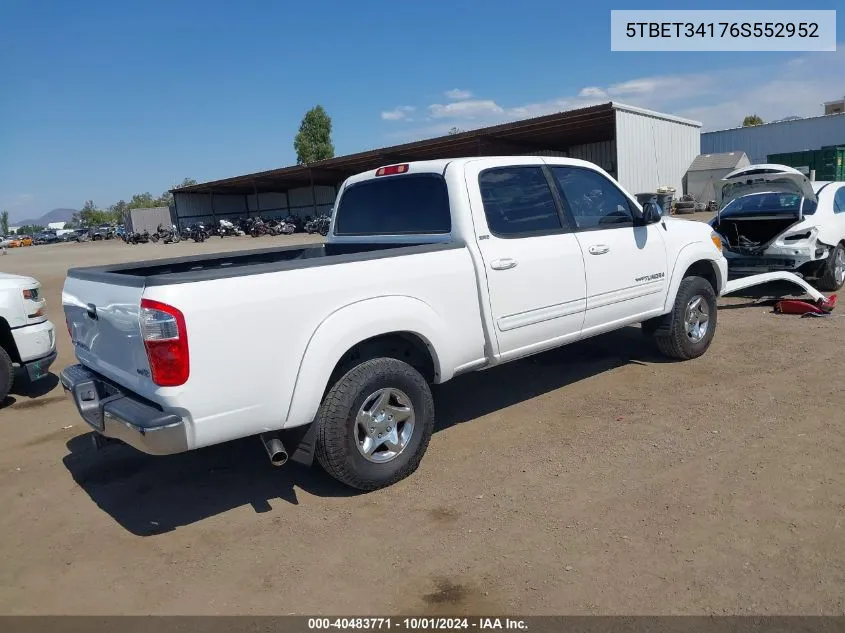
[12,371,59,398]
[61,326,669,535]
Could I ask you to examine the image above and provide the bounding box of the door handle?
[588,244,610,255]
[490,258,518,270]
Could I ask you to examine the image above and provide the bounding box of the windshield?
[722,192,817,216]
[334,174,451,236]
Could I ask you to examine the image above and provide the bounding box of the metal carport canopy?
[171,102,619,196]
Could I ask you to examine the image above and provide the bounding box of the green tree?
[294,105,335,164]
[742,114,764,127]
[128,192,156,209]
[16,224,44,235]
[448,127,465,135]
[0,210,8,235]
[108,200,129,224]
[158,178,198,207]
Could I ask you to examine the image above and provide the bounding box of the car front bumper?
[13,319,56,363]
[60,364,189,455]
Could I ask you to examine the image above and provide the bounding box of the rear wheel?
[817,243,845,292]
[650,276,717,360]
[315,357,434,491]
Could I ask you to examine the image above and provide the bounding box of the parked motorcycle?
[151,223,181,244]
[305,214,331,236]
[266,218,295,236]
[185,222,209,242]
[126,230,151,244]
[283,215,304,233]
[249,217,270,237]
[216,219,239,237]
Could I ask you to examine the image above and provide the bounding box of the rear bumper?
[59,364,189,455]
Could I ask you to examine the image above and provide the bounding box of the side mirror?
[641,201,663,224]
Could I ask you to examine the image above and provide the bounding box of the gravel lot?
[1,226,844,615]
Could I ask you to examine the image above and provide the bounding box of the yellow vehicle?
[8,236,32,247]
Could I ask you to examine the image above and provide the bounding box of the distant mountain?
[13,208,77,227]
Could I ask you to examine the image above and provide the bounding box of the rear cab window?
[334,174,451,236]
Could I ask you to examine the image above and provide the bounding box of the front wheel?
[650,276,717,360]
[817,243,845,291]
[315,357,434,491]
[0,346,14,404]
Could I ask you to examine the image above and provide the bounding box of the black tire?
[150,233,160,243]
[0,346,14,403]
[315,357,434,491]
[817,243,845,291]
[675,201,696,209]
[652,276,717,360]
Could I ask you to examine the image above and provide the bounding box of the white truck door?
[464,160,587,361]
[548,165,668,334]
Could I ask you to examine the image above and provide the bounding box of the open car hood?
[716,164,817,210]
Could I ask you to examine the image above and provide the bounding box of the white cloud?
[380,106,415,121]
[385,46,845,138]
[445,88,472,100]
[428,99,504,119]
[578,86,607,98]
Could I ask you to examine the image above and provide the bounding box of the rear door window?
[334,174,451,235]
[478,166,564,237]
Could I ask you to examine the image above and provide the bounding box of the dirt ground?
[1,223,844,615]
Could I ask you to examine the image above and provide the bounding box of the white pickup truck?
[0,273,57,401]
[62,156,730,490]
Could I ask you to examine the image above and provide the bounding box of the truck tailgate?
[63,276,152,394]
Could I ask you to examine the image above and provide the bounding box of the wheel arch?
[284,296,449,429]
[664,243,724,313]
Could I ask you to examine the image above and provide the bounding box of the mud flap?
[283,422,317,467]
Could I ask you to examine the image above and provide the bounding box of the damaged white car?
[710,164,845,291]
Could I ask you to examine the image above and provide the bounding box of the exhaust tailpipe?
[261,433,288,467]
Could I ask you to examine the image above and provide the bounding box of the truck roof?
[343,156,609,188]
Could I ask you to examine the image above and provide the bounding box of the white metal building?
[701,112,845,165]
[172,102,702,226]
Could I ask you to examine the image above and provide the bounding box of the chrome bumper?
[59,364,188,455]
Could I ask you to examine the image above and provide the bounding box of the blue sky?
[1,0,843,221]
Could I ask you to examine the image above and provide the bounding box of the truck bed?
[67,241,461,286]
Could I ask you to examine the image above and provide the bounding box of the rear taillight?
[139,298,189,387]
[375,164,409,176]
